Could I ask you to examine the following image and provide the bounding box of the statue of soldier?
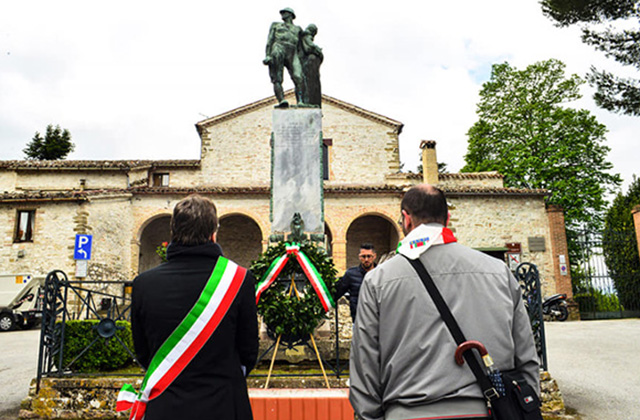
[263,8,305,108]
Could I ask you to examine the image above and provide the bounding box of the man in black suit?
[131,195,258,420]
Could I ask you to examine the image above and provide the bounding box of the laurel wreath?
[250,241,337,342]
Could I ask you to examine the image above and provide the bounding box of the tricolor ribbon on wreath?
[116,257,247,420]
[255,243,335,312]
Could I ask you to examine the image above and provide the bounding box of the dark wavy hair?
[170,194,218,246]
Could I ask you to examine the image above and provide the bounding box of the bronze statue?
[263,8,305,108]
[301,24,323,106]
[287,212,308,243]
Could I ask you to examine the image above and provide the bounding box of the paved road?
[1,321,638,420]
[0,329,40,420]
[545,319,640,420]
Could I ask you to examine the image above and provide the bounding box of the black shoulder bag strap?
[403,255,499,401]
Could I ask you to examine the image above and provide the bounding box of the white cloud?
[0,0,637,192]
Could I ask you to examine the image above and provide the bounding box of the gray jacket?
[349,240,539,420]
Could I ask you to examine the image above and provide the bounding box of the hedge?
[60,320,135,373]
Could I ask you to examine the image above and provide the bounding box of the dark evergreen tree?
[23,124,75,160]
[541,0,640,115]
[603,176,640,310]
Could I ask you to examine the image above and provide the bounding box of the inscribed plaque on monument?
[271,108,323,234]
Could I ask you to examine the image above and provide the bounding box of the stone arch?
[346,213,400,268]
[137,213,172,273]
[217,213,263,268]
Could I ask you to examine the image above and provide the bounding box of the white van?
[0,274,44,332]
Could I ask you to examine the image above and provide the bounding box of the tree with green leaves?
[602,176,640,310]
[462,59,621,233]
[541,0,640,115]
[23,124,75,160]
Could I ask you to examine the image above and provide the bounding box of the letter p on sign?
[74,234,93,260]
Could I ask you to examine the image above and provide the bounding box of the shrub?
[60,320,134,373]
[574,288,622,313]
[603,177,640,310]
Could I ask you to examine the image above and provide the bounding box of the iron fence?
[35,263,548,391]
[573,229,640,319]
[515,262,547,371]
[36,270,139,392]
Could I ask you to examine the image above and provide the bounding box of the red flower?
[161,242,168,247]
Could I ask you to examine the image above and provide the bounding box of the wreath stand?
[264,272,331,389]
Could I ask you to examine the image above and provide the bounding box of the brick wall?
[546,204,572,298]
[633,205,640,261]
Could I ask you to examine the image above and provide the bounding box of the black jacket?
[335,264,374,320]
[132,242,258,420]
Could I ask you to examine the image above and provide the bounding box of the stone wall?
[199,107,272,187]
[152,168,200,188]
[321,103,400,185]
[19,373,567,420]
[15,171,128,191]
[1,200,80,278]
[86,195,136,284]
[0,170,17,191]
[449,195,556,294]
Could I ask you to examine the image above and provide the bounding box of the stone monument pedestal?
[271,108,323,239]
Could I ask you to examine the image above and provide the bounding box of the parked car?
[0,274,43,332]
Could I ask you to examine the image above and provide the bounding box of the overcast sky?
[1,0,637,194]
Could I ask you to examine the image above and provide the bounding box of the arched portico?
[217,213,263,268]
[137,214,171,274]
[345,214,400,269]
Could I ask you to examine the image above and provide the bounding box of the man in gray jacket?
[349,184,539,420]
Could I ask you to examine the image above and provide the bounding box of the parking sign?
[74,234,92,260]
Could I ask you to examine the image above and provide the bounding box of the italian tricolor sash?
[255,243,334,312]
[116,257,246,420]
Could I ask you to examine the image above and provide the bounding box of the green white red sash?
[397,224,457,260]
[255,243,334,312]
[116,257,246,420]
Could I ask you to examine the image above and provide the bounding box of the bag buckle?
[484,387,500,401]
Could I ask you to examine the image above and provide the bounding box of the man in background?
[335,243,377,321]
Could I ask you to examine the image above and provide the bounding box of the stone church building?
[0,92,572,298]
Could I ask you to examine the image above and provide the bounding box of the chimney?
[420,140,438,185]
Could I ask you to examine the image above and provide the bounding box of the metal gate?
[573,229,640,320]
[36,270,139,392]
[515,263,547,372]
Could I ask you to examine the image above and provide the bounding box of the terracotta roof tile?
[401,171,504,180]
[0,190,89,202]
[0,159,200,171]
[0,184,548,203]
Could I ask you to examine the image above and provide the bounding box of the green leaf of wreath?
[251,241,337,341]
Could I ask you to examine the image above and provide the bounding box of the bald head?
[401,184,448,226]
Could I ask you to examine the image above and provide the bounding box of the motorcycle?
[542,293,569,321]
